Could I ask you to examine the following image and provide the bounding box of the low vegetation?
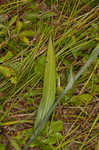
[0,0,99,150]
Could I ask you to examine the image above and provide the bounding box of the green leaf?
[70,94,93,105]
[0,65,15,78]
[70,95,81,105]
[16,20,23,34]
[79,94,93,104]
[49,120,63,133]
[21,36,30,45]
[44,135,57,144]
[30,136,42,148]
[9,137,21,150]
[41,144,53,150]
[42,11,56,19]
[0,144,5,150]
[0,51,13,63]
[62,145,70,150]
[34,36,56,128]
[10,76,17,84]
[34,54,46,75]
[19,30,35,37]
[0,65,17,84]
[0,24,6,29]
[8,15,18,27]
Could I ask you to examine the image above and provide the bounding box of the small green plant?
[11,120,63,150]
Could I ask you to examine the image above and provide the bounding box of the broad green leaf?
[0,51,13,63]
[49,120,63,134]
[34,36,56,128]
[44,135,57,145]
